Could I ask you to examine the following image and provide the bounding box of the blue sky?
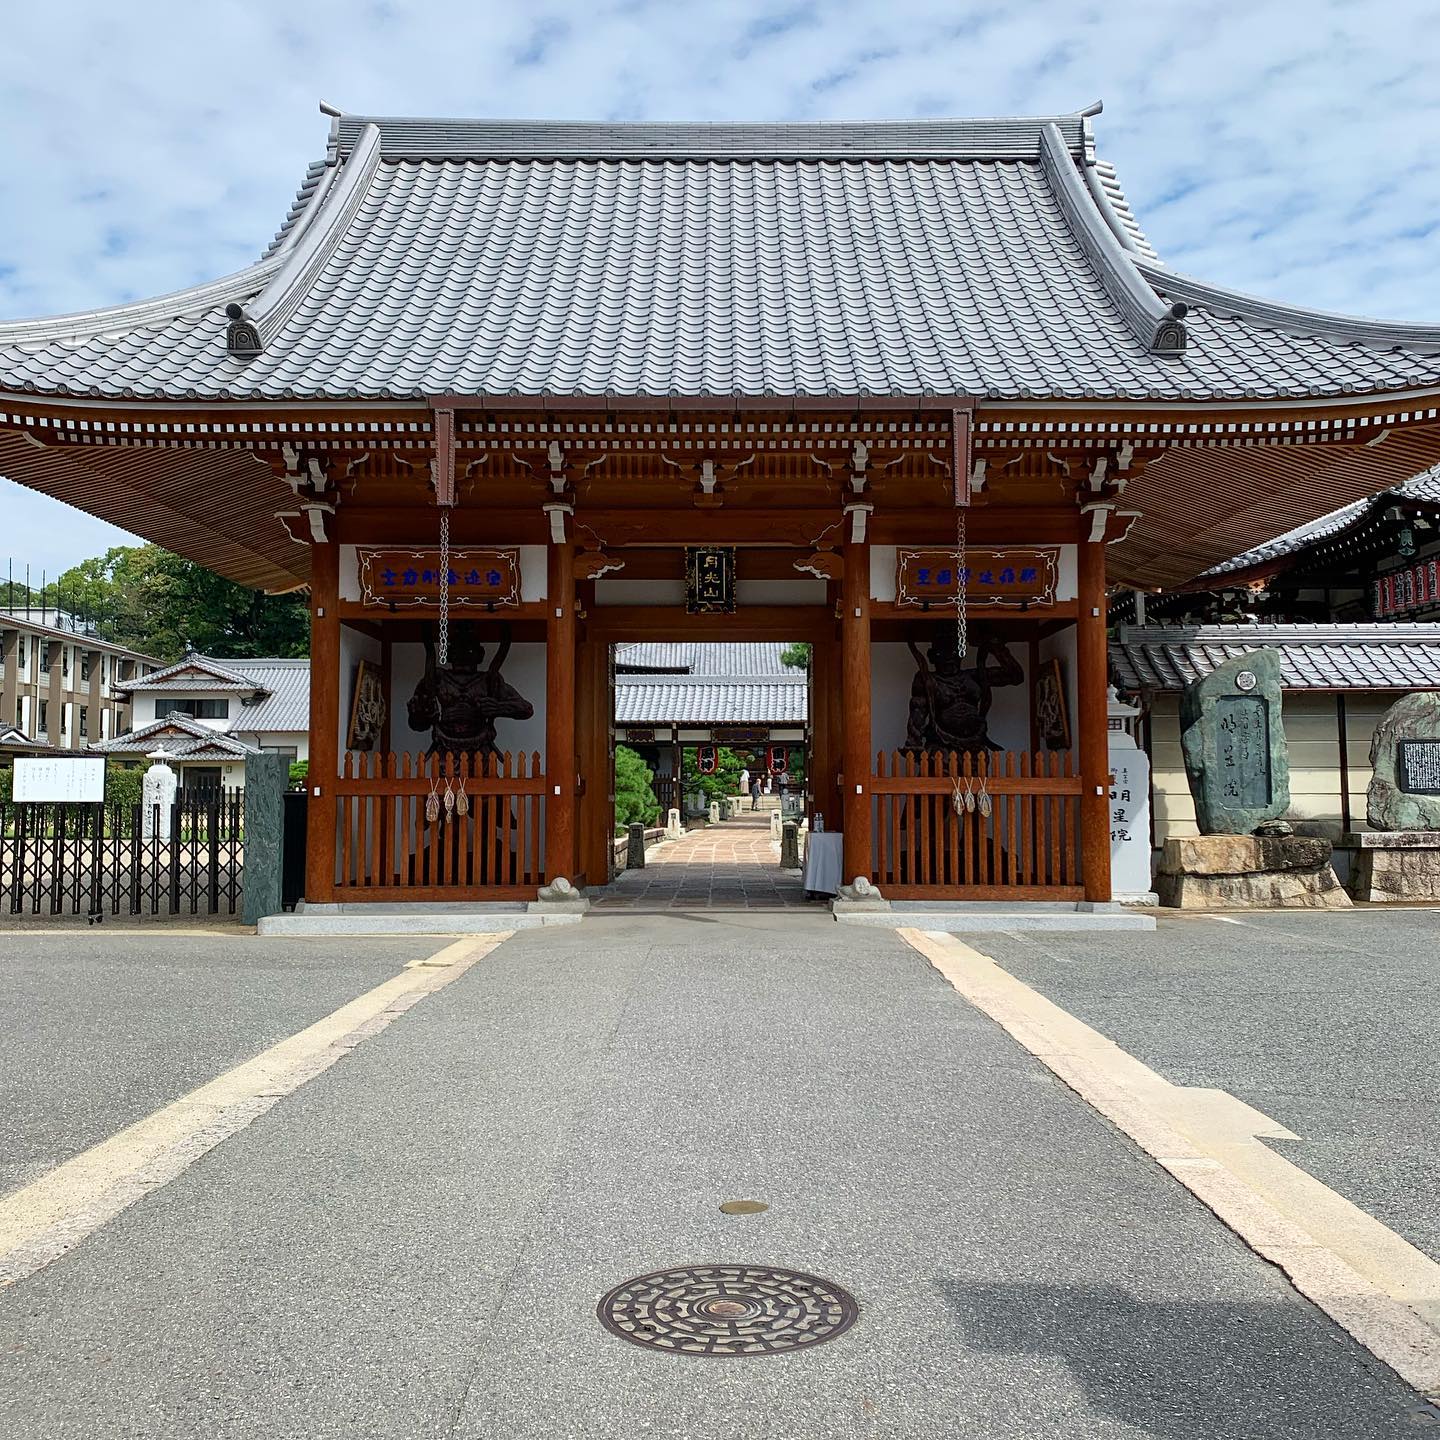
[2,0,1438,576]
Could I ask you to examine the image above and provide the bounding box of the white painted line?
[898,927,1440,1402]
[0,933,511,1289]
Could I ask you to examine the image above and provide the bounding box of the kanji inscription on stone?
[1398,739,1440,796]
[1215,696,1271,809]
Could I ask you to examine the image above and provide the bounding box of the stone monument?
[1106,688,1155,904]
[1342,692,1440,901]
[1159,649,1350,908]
[141,756,178,840]
[665,808,684,841]
[241,751,288,925]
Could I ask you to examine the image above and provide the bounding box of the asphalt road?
[0,932,440,1195]
[1,915,1435,1438]
[981,907,1440,1266]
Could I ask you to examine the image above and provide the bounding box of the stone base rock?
[1339,831,1440,902]
[1157,834,1351,910]
[530,876,591,914]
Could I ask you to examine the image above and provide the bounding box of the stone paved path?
[593,813,815,910]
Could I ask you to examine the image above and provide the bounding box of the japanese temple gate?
[4,108,1440,910]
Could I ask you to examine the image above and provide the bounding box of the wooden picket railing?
[869,749,1083,899]
[333,750,546,900]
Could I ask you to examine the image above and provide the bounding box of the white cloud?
[2,0,1438,566]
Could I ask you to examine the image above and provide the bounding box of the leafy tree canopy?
[779,642,811,669]
[614,744,661,830]
[39,545,309,662]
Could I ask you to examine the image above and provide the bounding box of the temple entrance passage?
[593,812,809,911]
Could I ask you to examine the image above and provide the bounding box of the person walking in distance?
[750,772,763,810]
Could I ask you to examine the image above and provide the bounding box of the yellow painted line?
[899,927,1440,1402]
[0,933,511,1288]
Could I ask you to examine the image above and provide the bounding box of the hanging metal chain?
[437,505,451,666]
[955,500,968,662]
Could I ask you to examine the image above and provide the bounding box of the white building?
[90,653,310,790]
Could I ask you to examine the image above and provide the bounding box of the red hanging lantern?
[697,744,718,775]
[767,745,788,775]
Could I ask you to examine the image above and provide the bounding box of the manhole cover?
[596,1263,859,1357]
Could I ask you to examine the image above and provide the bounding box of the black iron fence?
[1,788,245,921]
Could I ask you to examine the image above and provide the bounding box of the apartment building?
[0,611,163,752]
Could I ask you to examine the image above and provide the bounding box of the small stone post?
[665,807,684,840]
[780,821,800,868]
[708,801,720,825]
[626,822,646,870]
[242,751,287,925]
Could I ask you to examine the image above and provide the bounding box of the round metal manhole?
[596,1263,859,1357]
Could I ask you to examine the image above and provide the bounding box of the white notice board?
[13,756,107,804]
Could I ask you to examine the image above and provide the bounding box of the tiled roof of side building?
[1198,465,1440,580]
[613,642,799,677]
[4,109,1440,403]
[1110,623,1440,692]
[90,713,261,760]
[614,677,808,726]
[120,653,310,733]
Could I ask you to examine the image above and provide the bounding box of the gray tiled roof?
[4,109,1440,403]
[614,676,808,725]
[120,653,310,733]
[614,642,798,677]
[0,723,51,751]
[1200,466,1440,579]
[90,713,260,760]
[1110,624,1440,692]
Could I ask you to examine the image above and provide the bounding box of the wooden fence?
[869,749,1083,899]
[333,750,546,900]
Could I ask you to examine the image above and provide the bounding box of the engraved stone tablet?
[1368,693,1440,830]
[1180,648,1289,835]
[1399,740,1440,796]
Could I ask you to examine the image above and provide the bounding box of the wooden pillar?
[305,540,340,903]
[841,535,872,886]
[545,541,577,884]
[1077,532,1112,902]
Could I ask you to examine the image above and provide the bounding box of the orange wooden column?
[840,534,872,886]
[545,541,578,884]
[305,539,340,903]
[1076,531,1113,902]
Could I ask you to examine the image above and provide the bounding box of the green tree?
[614,745,660,830]
[49,545,309,661]
[779,642,811,669]
[681,745,748,806]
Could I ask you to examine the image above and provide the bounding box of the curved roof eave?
[0,141,347,349]
[1136,257,1440,355]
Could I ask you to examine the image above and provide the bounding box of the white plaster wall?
[339,545,361,602]
[595,580,686,606]
[736,579,827,606]
[387,640,547,764]
[133,690,238,731]
[871,640,1031,760]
